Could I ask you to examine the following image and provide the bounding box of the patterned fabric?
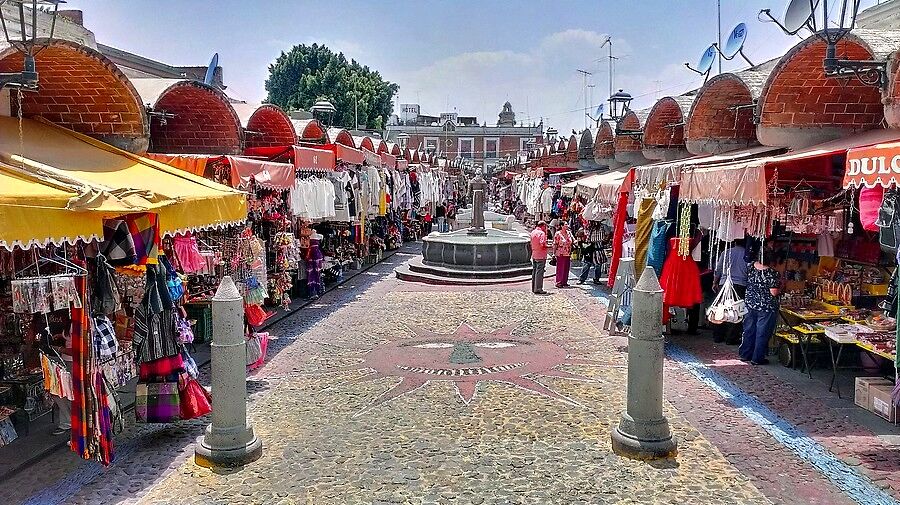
[745,263,781,312]
[99,219,136,265]
[135,382,181,423]
[138,354,184,380]
[70,269,94,460]
[93,254,120,315]
[94,371,114,465]
[93,315,117,359]
[124,213,160,266]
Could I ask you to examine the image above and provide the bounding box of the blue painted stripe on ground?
[577,280,899,504]
[666,343,900,505]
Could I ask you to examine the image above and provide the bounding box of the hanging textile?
[69,268,93,459]
[607,190,629,288]
[124,213,160,265]
[633,198,657,275]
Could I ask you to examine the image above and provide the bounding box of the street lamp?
[310,99,336,126]
[0,0,64,90]
[397,131,410,149]
[607,89,633,122]
[761,0,886,88]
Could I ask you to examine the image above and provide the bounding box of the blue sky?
[64,0,879,134]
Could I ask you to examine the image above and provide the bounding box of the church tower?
[497,101,515,127]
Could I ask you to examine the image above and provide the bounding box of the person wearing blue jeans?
[739,260,781,365]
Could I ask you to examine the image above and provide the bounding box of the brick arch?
[245,105,295,149]
[388,142,401,156]
[150,81,241,154]
[643,96,693,161]
[557,138,567,152]
[566,134,579,163]
[686,74,757,155]
[594,122,615,160]
[757,34,884,149]
[294,119,325,142]
[357,136,375,152]
[614,110,649,165]
[328,128,354,147]
[578,129,593,159]
[375,139,388,154]
[0,39,149,153]
[411,150,421,163]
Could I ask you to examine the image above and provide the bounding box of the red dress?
[659,238,702,316]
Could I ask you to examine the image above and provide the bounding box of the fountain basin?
[396,228,543,285]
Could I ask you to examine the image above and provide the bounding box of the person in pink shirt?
[530,221,549,294]
[553,221,575,288]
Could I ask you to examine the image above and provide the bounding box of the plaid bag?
[93,315,118,360]
[135,382,181,423]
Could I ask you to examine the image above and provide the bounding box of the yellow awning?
[0,116,247,239]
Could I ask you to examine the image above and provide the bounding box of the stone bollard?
[611,266,677,460]
[195,276,263,468]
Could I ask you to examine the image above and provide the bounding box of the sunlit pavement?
[6,248,900,505]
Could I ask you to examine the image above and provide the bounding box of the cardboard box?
[855,377,893,410]
[869,383,898,422]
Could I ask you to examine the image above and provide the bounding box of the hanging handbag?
[246,334,263,366]
[706,275,746,324]
[135,381,181,423]
[247,332,269,370]
[179,378,212,420]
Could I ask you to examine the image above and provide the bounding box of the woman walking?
[739,255,781,365]
[554,221,574,288]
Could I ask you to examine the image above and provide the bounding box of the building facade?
[384,101,543,172]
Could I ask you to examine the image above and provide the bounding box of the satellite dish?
[203,53,219,86]
[723,23,748,58]
[784,0,818,33]
[697,45,716,75]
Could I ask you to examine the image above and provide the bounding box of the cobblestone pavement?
[5,249,900,504]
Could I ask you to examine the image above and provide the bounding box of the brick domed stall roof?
[594,121,616,160]
[756,30,900,149]
[685,60,778,155]
[233,103,295,149]
[578,128,594,159]
[566,133,579,162]
[0,39,149,153]
[387,142,401,156]
[327,127,355,147]
[374,138,388,153]
[354,135,375,152]
[643,95,695,149]
[614,109,649,154]
[133,78,242,155]
[291,118,326,142]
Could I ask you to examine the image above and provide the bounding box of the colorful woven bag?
[135,382,181,423]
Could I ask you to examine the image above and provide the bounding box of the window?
[459,138,474,159]
[520,138,532,153]
[484,138,499,159]
[424,137,439,154]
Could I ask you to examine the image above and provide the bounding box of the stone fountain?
[395,175,535,285]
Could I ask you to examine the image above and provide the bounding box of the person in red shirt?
[530,221,549,295]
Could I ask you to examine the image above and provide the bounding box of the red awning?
[363,148,382,167]
[380,152,397,168]
[544,166,579,175]
[845,137,900,188]
[227,156,294,189]
[332,143,365,165]
[294,146,335,172]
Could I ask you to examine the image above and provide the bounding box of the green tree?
[265,43,398,130]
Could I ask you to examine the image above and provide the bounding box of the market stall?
[0,118,248,464]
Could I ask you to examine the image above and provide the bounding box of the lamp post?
[397,131,410,150]
[310,99,336,127]
[607,89,633,123]
[0,0,64,90]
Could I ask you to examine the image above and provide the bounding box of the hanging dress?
[306,238,325,297]
[659,237,702,318]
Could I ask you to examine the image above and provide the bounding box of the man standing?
[713,239,748,344]
[530,221,549,295]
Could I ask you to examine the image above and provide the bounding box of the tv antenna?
[684,44,717,84]
[576,68,593,129]
[599,36,616,106]
[714,23,755,67]
[203,53,219,87]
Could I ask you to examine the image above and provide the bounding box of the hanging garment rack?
[15,247,87,279]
